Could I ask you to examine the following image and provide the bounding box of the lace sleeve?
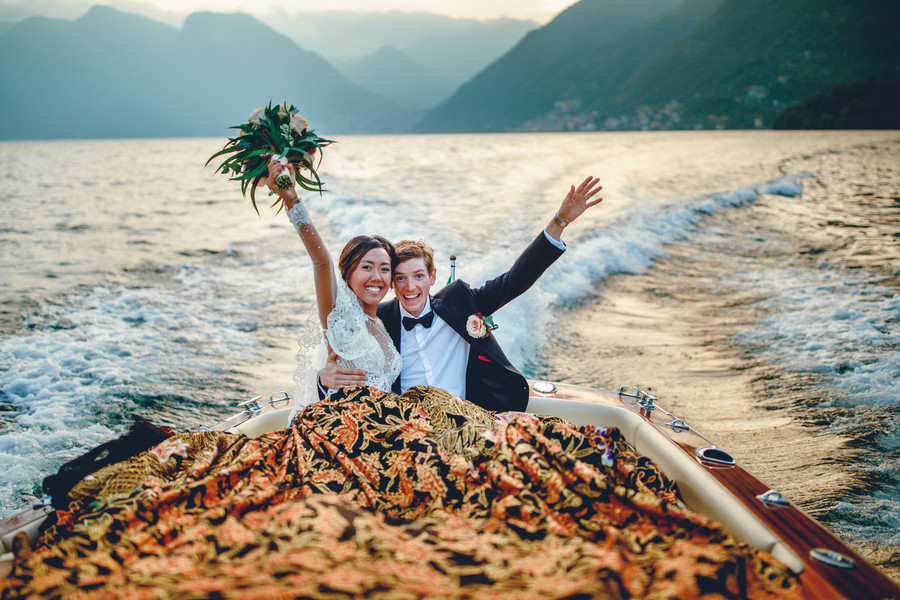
[289,278,368,424]
[287,200,311,233]
[289,311,327,424]
[324,279,371,361]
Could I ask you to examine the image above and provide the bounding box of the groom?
[319,176,604,412]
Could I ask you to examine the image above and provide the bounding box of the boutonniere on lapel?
[466,313,498,339]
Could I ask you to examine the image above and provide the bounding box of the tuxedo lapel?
[432,290,499,361]
[377,299,403,395]
[430,296,465,339]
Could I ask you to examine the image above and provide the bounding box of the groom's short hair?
[394,240,434,273]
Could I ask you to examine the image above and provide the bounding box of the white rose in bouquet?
[247,106,266,125]
[290,113,309,136]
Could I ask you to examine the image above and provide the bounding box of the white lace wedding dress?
[288,277,402,424]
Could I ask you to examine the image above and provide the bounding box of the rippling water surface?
[1,131,898,579]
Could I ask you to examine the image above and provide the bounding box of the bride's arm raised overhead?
[266,155,338,329]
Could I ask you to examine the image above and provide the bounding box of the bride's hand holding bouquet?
[265,156,299,208]
[206,101,333,214]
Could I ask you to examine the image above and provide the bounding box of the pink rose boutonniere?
[466,313,498,339]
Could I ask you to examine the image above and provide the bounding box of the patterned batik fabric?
[2,387,800,599]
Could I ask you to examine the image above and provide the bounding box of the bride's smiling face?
[347,248,393,309]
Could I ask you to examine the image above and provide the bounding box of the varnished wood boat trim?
[534,381,900,600]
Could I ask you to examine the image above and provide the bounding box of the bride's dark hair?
[338,235,396,282]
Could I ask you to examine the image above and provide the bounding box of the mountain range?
[419,0,900,132]
[333,46,456,110]
[1,0,898,140]
[0,6,538,139]
[0,7,412,138]
[256,11,537,92]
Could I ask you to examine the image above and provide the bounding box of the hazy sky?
[162,0,572,21]
[1,0,576,23]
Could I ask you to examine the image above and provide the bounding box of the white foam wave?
[453,175,810,370]
[0,268,265,516]
[734,270,900,408]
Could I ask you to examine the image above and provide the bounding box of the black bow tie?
[403,311,435,331]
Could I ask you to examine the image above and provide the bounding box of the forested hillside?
[418,0,900,132]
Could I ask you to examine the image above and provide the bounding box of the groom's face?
[393,258,436,317]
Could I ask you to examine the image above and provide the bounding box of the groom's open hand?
[559,176,603,223]
[545,176,604,240]
[319,351,367,389]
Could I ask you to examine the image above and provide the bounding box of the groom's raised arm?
[473,176,604,314]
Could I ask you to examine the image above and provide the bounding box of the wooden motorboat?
[2,380,899,599]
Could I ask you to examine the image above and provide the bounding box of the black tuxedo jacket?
[377,232,564,413]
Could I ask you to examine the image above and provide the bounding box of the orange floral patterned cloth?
[2,387,799,599]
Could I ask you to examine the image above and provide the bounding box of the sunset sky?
[2,0,577,23]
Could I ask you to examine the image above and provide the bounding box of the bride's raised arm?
[265,155,337,329]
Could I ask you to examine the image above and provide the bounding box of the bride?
[263,155,401,420]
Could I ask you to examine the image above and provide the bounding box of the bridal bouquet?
[206,102,334,214]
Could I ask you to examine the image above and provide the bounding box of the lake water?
[1,130,898,579]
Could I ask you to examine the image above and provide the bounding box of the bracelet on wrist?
[553,215,570,228]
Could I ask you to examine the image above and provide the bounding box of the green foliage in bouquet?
[206,102,334,214]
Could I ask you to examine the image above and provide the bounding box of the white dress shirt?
[399,298,470,398]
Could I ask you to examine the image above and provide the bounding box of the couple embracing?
[266,155,605,423]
